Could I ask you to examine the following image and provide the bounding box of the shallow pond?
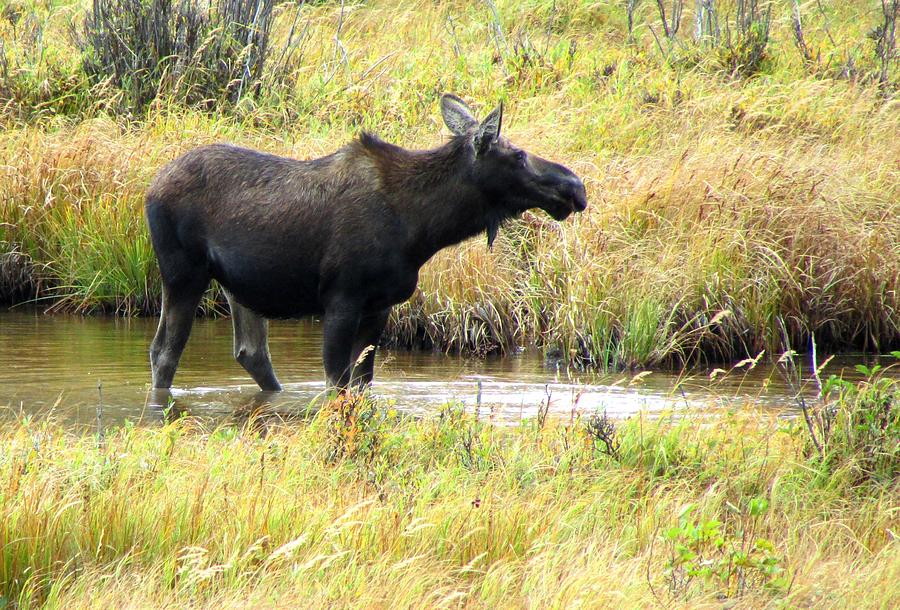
[0,309,893,427]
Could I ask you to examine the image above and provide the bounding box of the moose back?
[145,94,587,392]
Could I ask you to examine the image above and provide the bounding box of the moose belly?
[226,280,323,319]
[206,243,419,318]
[207,247,324,318]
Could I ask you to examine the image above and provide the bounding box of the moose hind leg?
[150,281,207,389]
[226,292,281,391]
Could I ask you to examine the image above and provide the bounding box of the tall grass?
[1,0,899,366]
[1,382,898,608]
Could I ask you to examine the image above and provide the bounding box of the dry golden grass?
[1,0,899,366]
[1,399,898,609]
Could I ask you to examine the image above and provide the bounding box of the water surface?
[0,309,890,427]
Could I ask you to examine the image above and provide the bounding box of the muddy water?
[0,309,891,427]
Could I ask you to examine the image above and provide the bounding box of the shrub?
[323,392,392,466]
[662,500,788,600]
[782,348,900,486]
[819,359,900,484]
[869,0,898,92]
[717,0,772,77]
[78,0,275,112]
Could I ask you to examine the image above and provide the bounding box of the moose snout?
[565,176,587,212]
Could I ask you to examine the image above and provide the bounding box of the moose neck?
[407,176,499,265]
[363,134,507,267]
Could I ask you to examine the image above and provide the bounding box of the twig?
[655,0,683,39]
[96,380,104,449]
[543,0,557,56]
[776,320,823,459]
[236,0,266,103]
[626,0,639,41]
[445,14,462,58]
[537,384,551,430]
[275,0,307,72]
[484,0,509,77]
[484,0,507,49]
[646,522,666,608]
[476,379,483,418]
[791,0,815,66]
[324,0,349,86]
[814,0,837,47]
[648,23,668,60]
[876,0,898,92]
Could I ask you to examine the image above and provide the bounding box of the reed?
[1,0,899,366]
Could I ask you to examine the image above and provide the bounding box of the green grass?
[1,376,897,608]
[1,0,899,367]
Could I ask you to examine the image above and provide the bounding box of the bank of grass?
[1,0,899,367]
[1,376,898,608]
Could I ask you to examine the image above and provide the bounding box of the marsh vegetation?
[1,364,898,608]
[1,0,898,368]
[0,2,898,606]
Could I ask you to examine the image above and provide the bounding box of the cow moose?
[145,94,587,392]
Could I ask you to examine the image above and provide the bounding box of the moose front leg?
[322,304,362,391]
[350,308,390,390]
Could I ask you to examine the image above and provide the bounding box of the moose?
[145,94,587,392]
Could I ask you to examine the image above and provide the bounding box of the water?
[0,309,890,428]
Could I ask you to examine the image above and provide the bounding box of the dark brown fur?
[146,94,586,392]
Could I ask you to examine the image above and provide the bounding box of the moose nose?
[568,177,587,212]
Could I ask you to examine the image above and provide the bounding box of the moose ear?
[474,102,503,154]
[441,94,478,136]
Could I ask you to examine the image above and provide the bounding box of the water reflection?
[1,309,894,427]
[143,387,301,430]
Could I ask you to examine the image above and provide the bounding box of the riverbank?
[2,1,899,368]
[2,374,898,608]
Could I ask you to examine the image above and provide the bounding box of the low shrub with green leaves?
[817,355,900,484]
[663,499,787,600]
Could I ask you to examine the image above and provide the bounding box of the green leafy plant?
[817,353,900,484]
[662,499,788,600]
[780,345,899,486]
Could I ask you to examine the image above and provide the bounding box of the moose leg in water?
[225,291,281,391]
[349,308,390,389]
[149,279,207,389]
[146,199,211,389]
[322,302,363,389]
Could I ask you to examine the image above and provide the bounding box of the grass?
[1,0,899,367]
[1,376,898,608]
[2,7,897,606]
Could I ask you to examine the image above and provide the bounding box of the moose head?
[440,94,587,246]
